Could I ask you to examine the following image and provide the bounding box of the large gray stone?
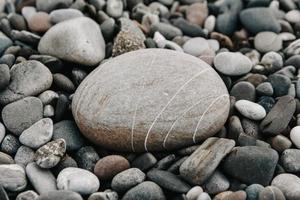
[72,49,229,152]
[179,137,235,185]
[0,61,53,105]
[272,173,300,200]
[38,17,105,66]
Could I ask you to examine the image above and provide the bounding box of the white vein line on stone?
[162,95,215,149]
[144,68,211,151]
[131,55,156,152]
[192,94,229,143]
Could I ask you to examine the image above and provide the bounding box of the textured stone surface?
[180,137,235,185]
[38,17,105,66]
[72,49,229,152]
[0,61,52,105]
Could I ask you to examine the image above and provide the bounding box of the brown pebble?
[94,155,130,180]
[28,12,51,32]
[186,2,208,26]
[223,191,247,200]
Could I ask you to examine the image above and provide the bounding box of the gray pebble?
[203,170,230,195]
[26,162,57,194]
[75,146,99,171]
[36,190,82,200]
[53,73,76,93]
[0,64,10,91]
[272,173,300,200]
[254,32,282,53]
[49,8,83,24]
[235,100,266,120]
[106,0,123,18]
[36,0,73,12]
[0,122,5,143]
[0,31,12,54]
[111,168,145,193]
[38,90,59,105]
[16,190,39,200]
[53,120,85,151]
[43,105,55,118]
[280,149,300,172]
[150,22,182,40]
[256,82,274,96]
[0,152,14,164]
[0,164,27,191]
[88,190,118,200]
[14,145,35,167]
[19,118,53,149]
[132,153,157,171]
[246,184,264,200]
[0,134,20,155]
[2,97,43,135]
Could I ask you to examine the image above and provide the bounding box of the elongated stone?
[179,137,235,185]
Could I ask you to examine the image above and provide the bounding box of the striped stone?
[72,49,229,152]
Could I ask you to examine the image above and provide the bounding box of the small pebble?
[235,100,266,120]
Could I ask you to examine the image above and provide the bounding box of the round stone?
[254,32,282,53]
[290,126,300,149]
[111,168,145,192]
[72,49,229,152]
[0,61,53,105]
[258,186,285,200]
[38,17,105,66]
[57,167,100,195]
[235,100,266,120]
[213,52,252,76]
[2,97,43,135]
[94,155,130,180]
[182,37,211,57]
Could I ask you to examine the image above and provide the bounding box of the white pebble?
[235,100,266,120]
[290,126,300,149]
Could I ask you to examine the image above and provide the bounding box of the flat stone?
[235,100,266,120]
[2,97,43,135]
[94,155,130,180]
[272,173,300,200]
[239,8,281,34]
[72,49,230,152]
[254,32,282,53]
[0,164,27,191]
[147,169,191,193]
[0,61,52,105]
[35,139,66,169]
[53,120,85,151]
[26,162,57,194]
[280,149,300,172]
[260,95,296,135]
[111,168,145,193]
[122,181,166,200]
[214,52,252,76]
[49,9,83,24]
[180,137,235,185]
[291,126,300,149]
[38,17,105,66]
[19,118,53,149]
[57,167,100,195]
[36,191,83,200]
[222,146,278,186]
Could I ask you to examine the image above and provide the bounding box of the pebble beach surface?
[0,0,300,200]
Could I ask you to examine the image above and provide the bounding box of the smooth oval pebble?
[57,167,100,195]
[94,155,130,180]
[0,61,53,105]
[214,52,252,76]
[235,100,266,120]
[290,126,300,149]
[49,8,83,24]
[38,17,105,66]
[258,186,286,200]
[72,49,229,152]
[254,32,282,53]
[111,168,145,192]
[187,186,203,200]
